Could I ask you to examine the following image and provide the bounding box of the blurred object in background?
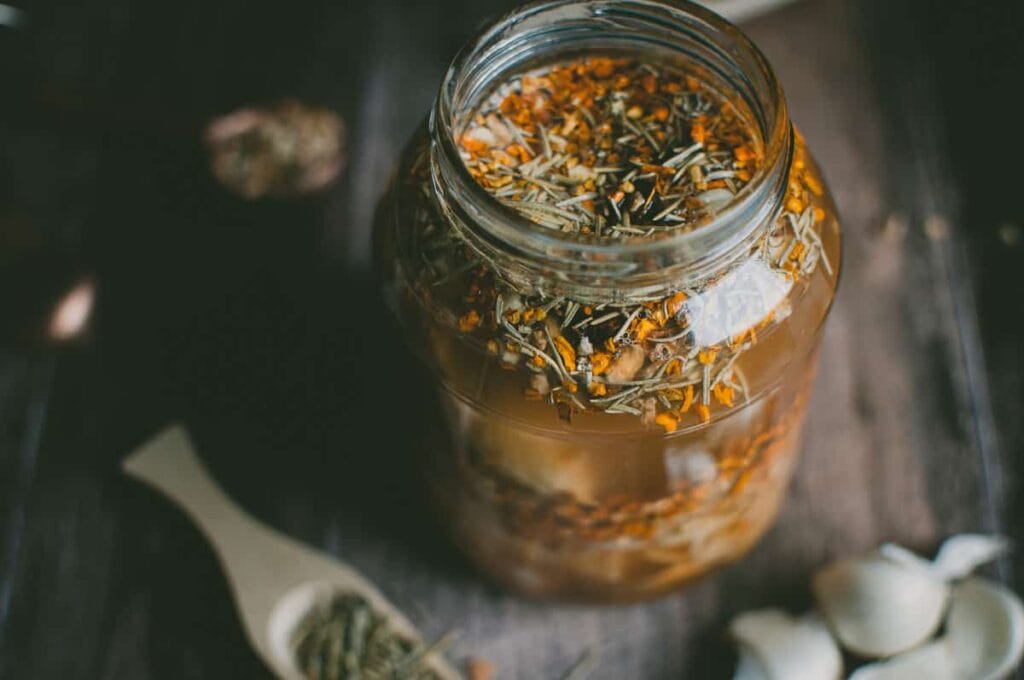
[0,169,96,344]
[0,210,95,348]
[205,100,346,200]
[0,4,26,30]
[702,0,799,22]
[0,0,125,351]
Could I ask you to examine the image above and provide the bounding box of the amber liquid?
[381,137,841,602]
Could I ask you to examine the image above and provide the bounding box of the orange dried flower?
[461,136,489,155]
[632,318,658,342]
[591,58,615,78]
[666,291,687,317]
[695,403,711,423]
[652,307,667,326]
[458,309,481,332]
[590,352,611,375]
[804,172,824,196]
[655,412,679,433]
[519,306,546,322]
[690,123,708,144]
[698,349,718,365]
[680,384,695,413]
[554,335,576,370]
[713,383,735,408]
[505,143,532,163]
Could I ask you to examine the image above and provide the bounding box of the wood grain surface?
[1,0,1021,678]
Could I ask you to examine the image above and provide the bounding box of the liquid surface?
[458,56,758,238]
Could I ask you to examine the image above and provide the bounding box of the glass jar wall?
[375,0,841,602]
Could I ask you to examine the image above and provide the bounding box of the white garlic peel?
[847,640,955,680]
[933,534,1009,581]
[730,609,843,680]
[813,553,950,657]
[730,534,1021,680]
[849,577,1024,680]
[947,578,1024,680]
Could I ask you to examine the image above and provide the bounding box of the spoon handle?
[122,425,267,561]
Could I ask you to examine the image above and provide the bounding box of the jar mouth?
[430,0,792,299]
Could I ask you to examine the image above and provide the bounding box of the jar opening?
[430,0,792,301]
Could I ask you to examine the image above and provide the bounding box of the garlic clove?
[932,534,1009,581]
[813,553,949,657]
[730,609,843,680]
[847,640,955,680]
[947,577,1024,680]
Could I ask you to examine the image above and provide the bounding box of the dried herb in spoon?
[291,593,452,680]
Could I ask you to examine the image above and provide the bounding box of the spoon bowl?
[123,425,461,680]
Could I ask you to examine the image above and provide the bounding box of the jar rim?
[429,0,793,297]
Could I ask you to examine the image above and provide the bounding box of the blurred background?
[1,0,1022,677]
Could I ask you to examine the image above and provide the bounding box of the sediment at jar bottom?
[418,368,813,602]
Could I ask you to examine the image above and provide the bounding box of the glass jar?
[375,0,841,602]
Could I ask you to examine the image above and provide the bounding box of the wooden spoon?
[123,425,461,680]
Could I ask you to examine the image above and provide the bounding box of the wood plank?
[0,0,1018,677]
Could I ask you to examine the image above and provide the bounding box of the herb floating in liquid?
[411,57,833,431]
[460,57,758,237]
[291,593,451,680]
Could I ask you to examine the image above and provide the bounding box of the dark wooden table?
[2,0,1022,677]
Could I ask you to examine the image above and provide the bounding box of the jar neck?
[428,0,793,303]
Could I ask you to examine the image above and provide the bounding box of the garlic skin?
[932,535,1009,581]
[847,640,955,680]
[812,553,949,657]
[731,536,1020,680]
[879,535,1008,583]
[947,578,1024,680]
[730,609,843,680]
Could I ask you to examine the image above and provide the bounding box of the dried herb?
[460,57,757,236]
[409,57,831,433]
[291,593,450,680]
